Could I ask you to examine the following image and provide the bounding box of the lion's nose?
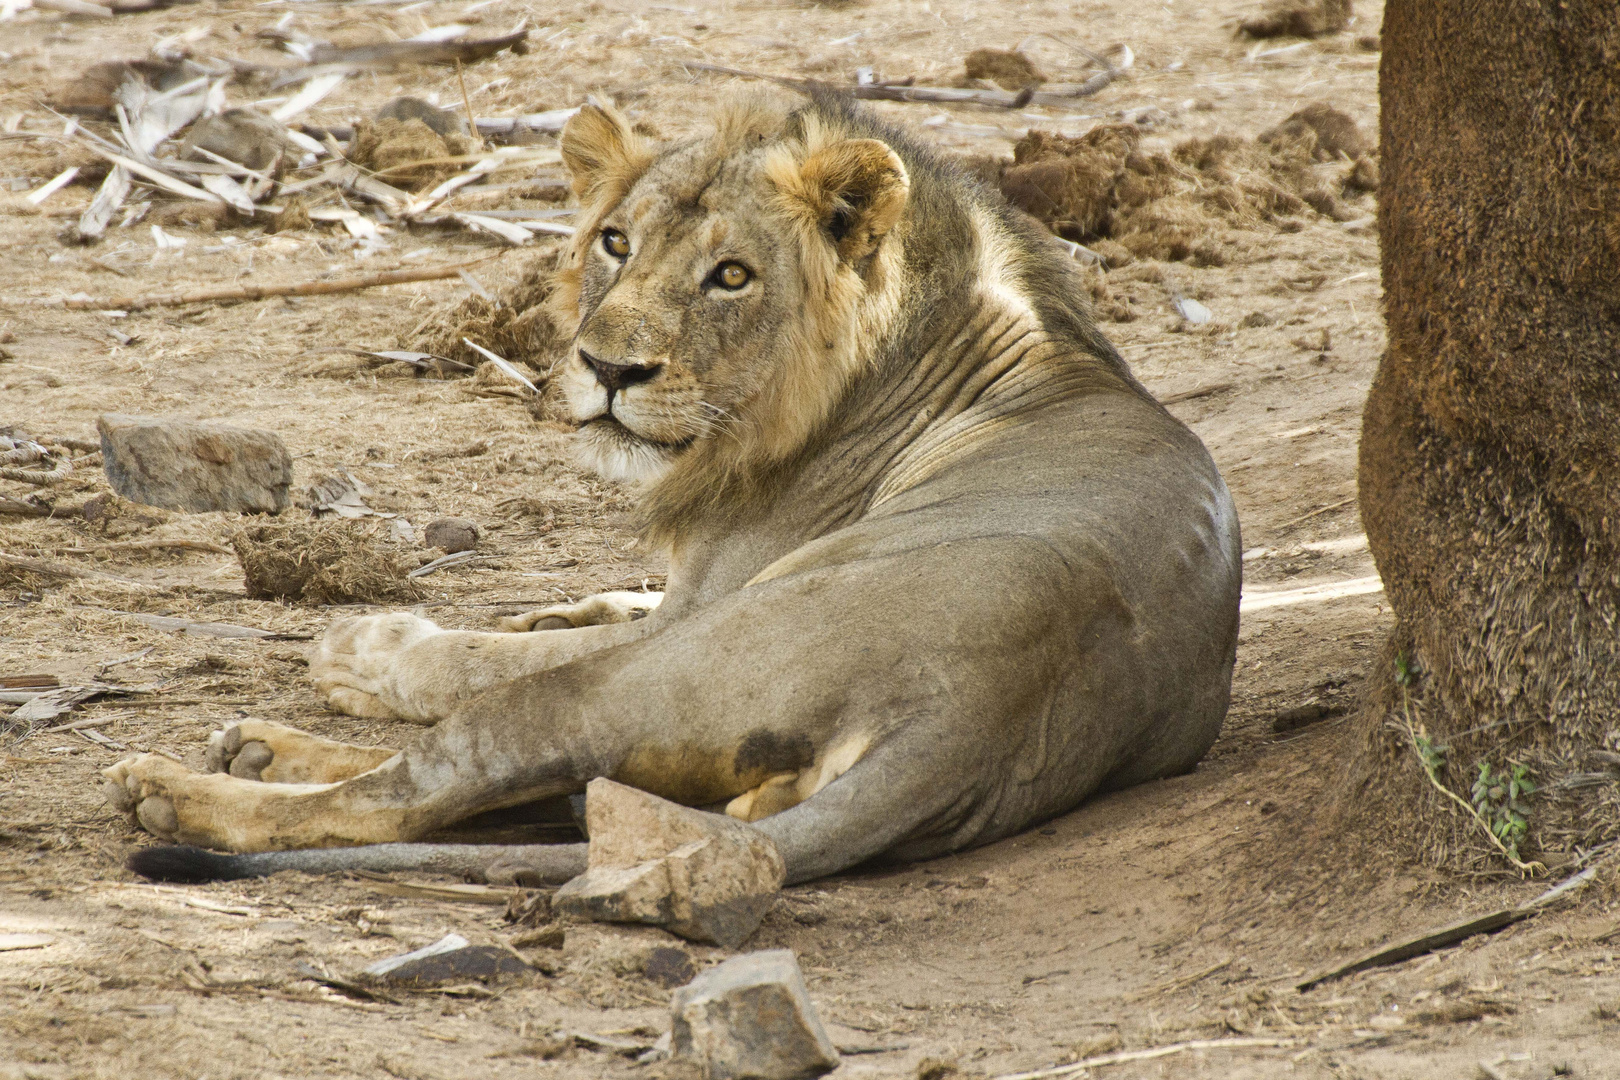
[579,349,661,395]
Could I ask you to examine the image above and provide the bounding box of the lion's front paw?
[310,612,442,721]
[495,591,663,633]
[104,754,189,842]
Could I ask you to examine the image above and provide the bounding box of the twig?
[108,610,313,640]
[455,60,479,150]
[45,539,233,556]
[42,716,116,733]
[293,962,402,1005]
[0,552,146,585]
[1125,957,1232,1001]
[307,30,527,68]
[685,63,1118,110]
[990,1037,1297,1080]
[0,457,72,485]
[408,549,487,578]
[0,495,52,516]
[1159,381,1235,405]
[1277,496,1356,530]
[61,257,504,312]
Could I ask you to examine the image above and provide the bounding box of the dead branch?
[0,552,146,585]
[685,63,1121,110]
[62,257,505,312]
[991,1037,1298,1080]
[102,609,313,640]
[47,539,234,556]
[308,30,528,68]
[1295,858,1609,992]
[0,495,51,517]
[0,458,73,485]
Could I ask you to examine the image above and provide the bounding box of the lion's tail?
[126,842,587,884]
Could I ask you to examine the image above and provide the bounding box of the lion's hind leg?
[206,720,397,784]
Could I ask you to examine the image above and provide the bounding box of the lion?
[103,89,1242,888]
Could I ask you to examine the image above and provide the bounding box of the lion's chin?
[572,417,687,484]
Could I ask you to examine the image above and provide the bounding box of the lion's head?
[550,93,914,513]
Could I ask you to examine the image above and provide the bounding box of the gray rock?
[644,946,696,988]
[424,516,479,552]
[376,96,468,138]
[182,108,299,173]
[97,413,292,514]
[361,933,529,986]
[671,950,840,1080]
[553,779,785,948]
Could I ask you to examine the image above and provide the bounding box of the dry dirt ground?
[3,0,1620,1077]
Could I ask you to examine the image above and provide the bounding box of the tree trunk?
[1356,1,1620,870]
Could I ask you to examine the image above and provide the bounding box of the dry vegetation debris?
[231,519,420,604]
[406,243,570,374]
[999,102,1377,276]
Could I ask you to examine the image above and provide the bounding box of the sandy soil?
[3,0,1619,1077]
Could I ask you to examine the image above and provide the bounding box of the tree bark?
[1357,2,1620,866]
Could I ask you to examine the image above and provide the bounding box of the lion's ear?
[561,100,654,205]
[776,137,910,264]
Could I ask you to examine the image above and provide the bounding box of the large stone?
[98,413,292,514]
[553,779,785,948]
[670,950,840,1080]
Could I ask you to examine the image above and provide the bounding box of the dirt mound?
[1239,0,1352,38]
[1001,106,1375,264]
[962,48,1045,89]
[349,116,476,193]
[407,242,572,373]
[232,520,419,604]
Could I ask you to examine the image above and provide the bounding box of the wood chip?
[364,881,515,906]
[0,934,56,951]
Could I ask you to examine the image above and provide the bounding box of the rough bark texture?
[1355,1,1620,867]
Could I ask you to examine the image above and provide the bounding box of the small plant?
[1472,761,1536,862]
[1393,652,1544,876]
[1394,650,1419,687]
[1412,726,1449,778]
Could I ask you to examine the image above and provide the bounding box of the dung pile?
[1239,0,1353,38]
[407,243,572,373]
[1000,102,1377,265]
[349,100,477,193]
[962,48,1045,90]
[232,520,419,605]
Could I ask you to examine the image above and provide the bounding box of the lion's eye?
[712,262,751,290]
[601,229,630,259]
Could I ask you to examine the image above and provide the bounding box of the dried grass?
[232,520,419,605]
